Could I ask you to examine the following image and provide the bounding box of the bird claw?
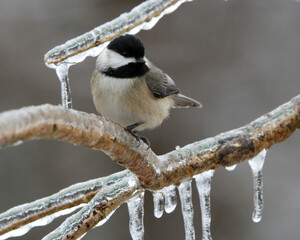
[124,123,150,149]
[130,131,150,149]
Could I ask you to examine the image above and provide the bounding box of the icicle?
[225,164,237,171]
[127,192,145,240]
[178,180,195,240]
[194,170,215,240]
[152,190,164,218]
[55,64,72,108]
[163,185,177,213]
[248,149,267,223]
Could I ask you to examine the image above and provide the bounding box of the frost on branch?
[0,95,299,239]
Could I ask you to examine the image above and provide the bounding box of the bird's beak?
[136,57,146,64]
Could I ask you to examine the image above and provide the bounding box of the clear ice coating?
[0,205,84,240]
[225,164,237,171]
[248,149,267,223]
[42,172,138,240]
[178,180,195,240]
[44,0,193,68]
[0,170,132,240]
[55,64,72,108]
[127,192,145,240]
[163,185,177,213]
[194,170,215,240]
[152,190,164,218]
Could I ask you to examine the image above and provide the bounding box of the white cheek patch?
[96,48,135,71]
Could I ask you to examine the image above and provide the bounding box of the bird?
[91,34,202,148]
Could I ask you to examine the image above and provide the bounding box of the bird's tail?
[171,94,202,108]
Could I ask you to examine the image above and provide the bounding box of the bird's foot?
[124,123,150,149]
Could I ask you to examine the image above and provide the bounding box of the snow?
[194,170,215,240]
[248,149,267,223]
[127,192,145,240]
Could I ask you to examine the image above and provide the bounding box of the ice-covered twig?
[0,170,132,238]
[0,95,299,238]
[44,0,193,68]
[43,173,140,240]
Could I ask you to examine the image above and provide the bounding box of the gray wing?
[145,60,202,108]
[144,60,180,99]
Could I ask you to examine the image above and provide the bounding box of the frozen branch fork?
[0,94,299,239]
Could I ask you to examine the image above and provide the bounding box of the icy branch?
[1,95,299,189]
[0,170,133,238]
[44,0,192,68]
[0,95,299,238]
[43,173,140,240]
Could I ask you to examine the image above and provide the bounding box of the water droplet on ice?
[225,164,237,171]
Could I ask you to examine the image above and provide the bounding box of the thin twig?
[44,0,192,68]
[0,170,132,237]
[43,173,140,240]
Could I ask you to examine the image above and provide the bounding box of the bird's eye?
[122,51,129,57]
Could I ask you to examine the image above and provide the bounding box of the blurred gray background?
[0,0,300,239]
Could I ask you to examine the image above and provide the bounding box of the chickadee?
[91,34,202,147]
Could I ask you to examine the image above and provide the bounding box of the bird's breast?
[91,72,173,130]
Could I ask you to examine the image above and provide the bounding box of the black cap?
[107,34,145,59]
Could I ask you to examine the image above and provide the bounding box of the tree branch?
[0,94,299,238]
[44,0,192,68]
[1,95,299,189]
[0,170,133,238]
